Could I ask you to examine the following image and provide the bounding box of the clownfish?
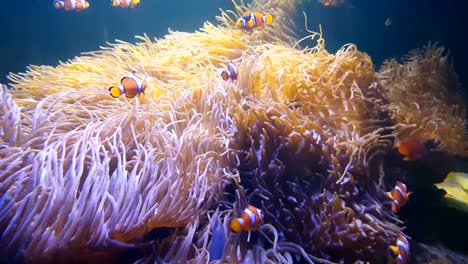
[235,11,273,30]
[396,136,426,161]
[386,181,411,213]
[108,71,147,98]
[230,205,263,233]
[390,234,410,264]
[318,0,345,7]
[221,62,238,81]
[54,0,90,12]
[111,0,140,8]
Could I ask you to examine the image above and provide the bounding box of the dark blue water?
[298,0,468,88]
[0,0,232,84]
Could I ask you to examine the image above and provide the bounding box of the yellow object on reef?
[435,172,468,213]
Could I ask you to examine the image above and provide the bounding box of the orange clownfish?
[108,71,147,98]
[230,205,264,233]
[390,234,410,264]
[396,136,426,161]
[111,0,141,8]
[54,0,90,12]
[235,11,273,30]
[318,0,345,7]
[221,62,238,81]
[386,181,411,213]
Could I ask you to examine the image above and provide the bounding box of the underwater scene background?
[0,0,468,263]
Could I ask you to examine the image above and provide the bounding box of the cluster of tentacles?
[0,0,466,263]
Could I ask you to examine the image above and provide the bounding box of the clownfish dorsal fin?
[386,191,393,199]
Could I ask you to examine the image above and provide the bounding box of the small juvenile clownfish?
[221,62,238,81]
[108,71,147,98]
[54,0,90,12]
[396,136,426,161]
[235,11,273,30]
[111,0,140,8]
[386,181,411,213]
[390,234,410,264]
[318,0,345,7]
[230,205,264,233]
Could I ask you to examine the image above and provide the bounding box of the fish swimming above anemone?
[111,0,141,8]
[108,71,147,98]
[235,11,273,30]
[387,181,411,213]
[54,0,90,12]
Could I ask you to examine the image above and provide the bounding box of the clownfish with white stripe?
[221,62,238,81]
[390,234,410,264]
[318,0,345,7]
[108,71,147,98]
[111,0,141,8]
[54,0,90,12]
[236,11,273,30]
[230,205,264,234]
[386,181,411,213]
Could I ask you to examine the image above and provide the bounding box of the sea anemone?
[377,43,468,156]
[1,0,467,263]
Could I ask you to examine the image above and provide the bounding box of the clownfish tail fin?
[265,14,273,24]
[108,86,123,98]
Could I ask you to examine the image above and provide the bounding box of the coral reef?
[229,27,401,264]
[0,0,467,263]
